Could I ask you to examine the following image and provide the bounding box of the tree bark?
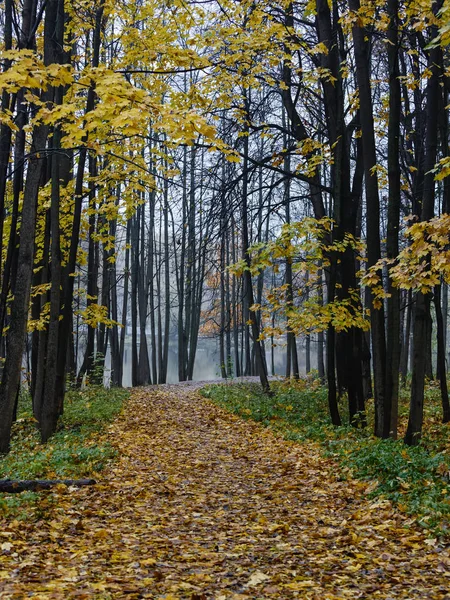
[0,128,49,452]
[241,91,271,394]
[434,285,450,422]
[405,13,442,445]
[350,0,387,436]
[385,0,401,438]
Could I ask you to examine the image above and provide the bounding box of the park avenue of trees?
[0,0,450,452]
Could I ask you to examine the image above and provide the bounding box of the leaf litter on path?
[0,383,449,599]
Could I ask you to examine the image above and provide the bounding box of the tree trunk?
[137,200,151,386]
[131,213,139,387]
[405,14,442,445]
[161,173,170,383]
[241,92,271,394]
[0,0,13,287]
[400,289,412,384]
[0,129,49,452]
[0,0,64,451]
[54,0,105,410]
[317,268,325,380]
[385,0,401,438]
[118,220,131,387]
[109,214,121,387]
[434,285,450,422]
[350,0,387,436]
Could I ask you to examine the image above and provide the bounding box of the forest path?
[1,383,449,599]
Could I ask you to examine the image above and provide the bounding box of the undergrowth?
[202,378,450,537]
[0,385,128,519]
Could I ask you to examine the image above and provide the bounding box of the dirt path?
[1,384,449,599]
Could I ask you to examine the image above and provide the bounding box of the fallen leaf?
[246,571,270,586]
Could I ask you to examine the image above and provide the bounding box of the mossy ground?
[0,385,128,518]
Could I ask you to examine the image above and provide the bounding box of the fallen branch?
[0,479,96,493]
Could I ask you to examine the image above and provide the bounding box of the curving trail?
[0,383,449,599]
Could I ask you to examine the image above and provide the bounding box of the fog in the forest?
[103,336,316,386]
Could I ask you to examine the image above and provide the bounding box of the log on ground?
[0,479,96,493]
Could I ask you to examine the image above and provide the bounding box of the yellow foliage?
[362,215,450,300]
[78,304,121,329]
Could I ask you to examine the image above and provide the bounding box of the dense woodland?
[0,0,450,453]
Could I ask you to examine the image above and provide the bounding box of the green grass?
[0,385,128,518]
[202,378,450,537]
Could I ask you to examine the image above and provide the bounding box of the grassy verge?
[0,385,128,519]
[201,378,450,536]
